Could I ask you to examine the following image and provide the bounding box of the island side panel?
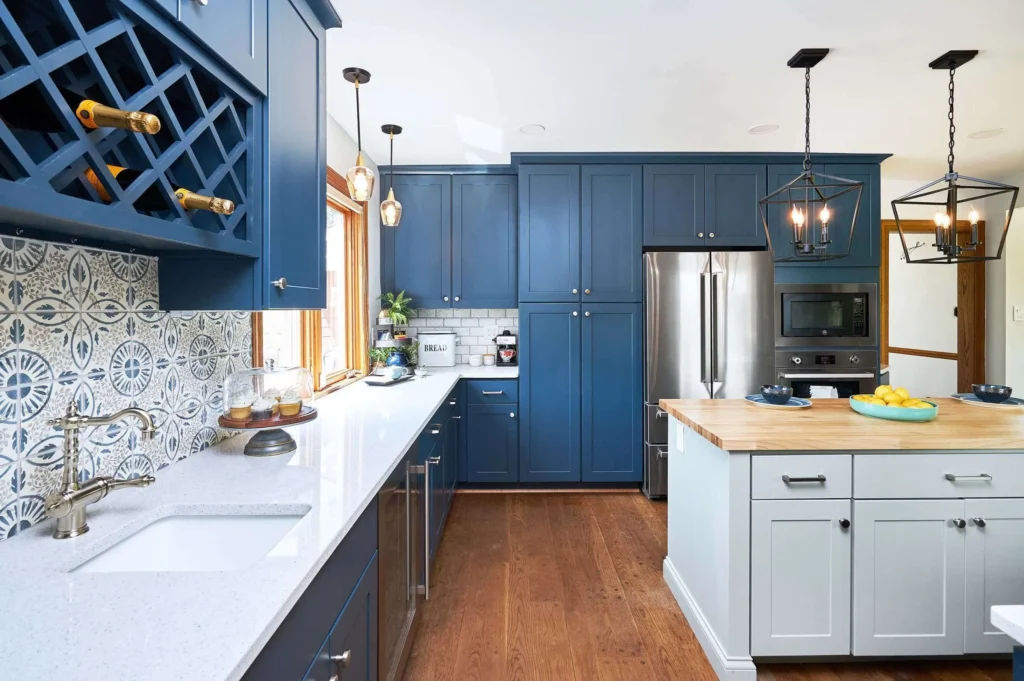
[664,419,755,680]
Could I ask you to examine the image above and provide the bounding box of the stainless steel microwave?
[775,283,877,347]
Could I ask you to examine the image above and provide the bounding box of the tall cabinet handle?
[405,465,411,600]
[710,272,720,383]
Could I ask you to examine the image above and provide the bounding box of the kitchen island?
[659,397,1024,680]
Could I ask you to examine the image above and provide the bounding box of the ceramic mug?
[384,365,405,381]
[499,348,516,363]
[482,354,495,366]
[469,355,483,367]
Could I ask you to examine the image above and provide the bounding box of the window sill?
[313,373,366,400]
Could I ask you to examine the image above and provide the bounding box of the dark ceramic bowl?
[761,385,794,405]
[972,384,1013,403]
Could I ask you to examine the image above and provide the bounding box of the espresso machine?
[493,330,518,366]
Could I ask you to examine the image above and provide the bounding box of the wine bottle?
[84,165,235,215]
[0,84,161,134]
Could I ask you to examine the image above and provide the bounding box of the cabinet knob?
[509,412,515,418]
[952,518,967,529]
[572,311,578,317]
[443,296,449,302]
[698,232,704,238]
[584,289,591,295]
[972,517,987,528]
[271,278,287,290]
[839,518,851,530]
[454,296,460,302]
[584,311,591,317]
[572,288,578,295]
[331,651,352,669]
[709,232,716,238]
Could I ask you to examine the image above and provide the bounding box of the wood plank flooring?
[401,493,1012,681]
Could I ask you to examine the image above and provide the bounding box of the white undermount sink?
[72,510,310,573]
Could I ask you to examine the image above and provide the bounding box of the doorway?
[880,219,986,395]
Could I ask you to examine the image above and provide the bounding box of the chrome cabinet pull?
[449,399,457,405]
[782,474,826,484]
[952,518,967,529]
[710,272,719,382]
[329,650,352,680]
[405,464,411,601]
[428,455,441,464]
[945,473,992,482]
[584,311,591,317]
[428,424,441,435]
[454,296,460,302]
[839,518,851,530]
[781,372,875,380]
[972,517,987,528]
[657,448,668,460]
[509,412,515,418]
[572,310,578,317]
[271,277,287,290]
[656,409,668,419]
[709,232,716,238]
[584,289,591,294]
[443,296,449,302]
[698,232,704,238]
[481,390,504,395]
[572,288,578,294]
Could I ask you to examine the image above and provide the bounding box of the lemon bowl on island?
[850,386,938,422]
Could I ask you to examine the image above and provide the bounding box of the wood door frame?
[880,219,986,392]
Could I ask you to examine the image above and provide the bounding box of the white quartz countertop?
[0,365,517,681]
[992,605,1024,645]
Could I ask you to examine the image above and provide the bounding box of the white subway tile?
[506,309,519,317]
[435,309,454,318]
[459,317,479,327]
[470,345,488,354]
[498,318,516,327]
[454,309,471,318]
[443,318,462,328]
[471,309,490,318]
[417,309,437,318]
[488,309,505,318]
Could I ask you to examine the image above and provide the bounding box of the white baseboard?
[663,558,757,681]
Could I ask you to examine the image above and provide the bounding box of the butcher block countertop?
[658,398,1024,451]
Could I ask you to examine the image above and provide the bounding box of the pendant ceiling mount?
[891,50,1018,264]
[380,124,403,227]
[343,67,375,202]
[759,48,864,263]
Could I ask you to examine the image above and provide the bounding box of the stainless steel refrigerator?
[643,251,775,498]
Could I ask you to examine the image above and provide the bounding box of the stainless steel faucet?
[44,402,158,539]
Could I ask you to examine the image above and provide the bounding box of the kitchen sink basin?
[72,510,310,573]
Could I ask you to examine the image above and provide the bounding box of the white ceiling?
[325,0,1024,180]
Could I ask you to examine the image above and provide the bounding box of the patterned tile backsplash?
[0,237,250,541]
[405,309,518,363]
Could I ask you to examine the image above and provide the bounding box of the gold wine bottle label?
[175,189,235,215]
[77,100,161,135]
[84,165,127,203]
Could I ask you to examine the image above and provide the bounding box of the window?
[252,172,370,394]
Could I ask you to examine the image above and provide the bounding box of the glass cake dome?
[222,359,314,419]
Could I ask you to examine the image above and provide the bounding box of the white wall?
[326,113,382,325]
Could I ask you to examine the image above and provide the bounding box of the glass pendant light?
[380,124,403,227]
[891,51,1018,264]
[759,49,864,262]
[342,67,376,202]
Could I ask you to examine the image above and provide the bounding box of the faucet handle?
[46,418,62,427]
[108,475,156,491]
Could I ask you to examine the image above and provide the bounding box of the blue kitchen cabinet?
[381,174,452,308]
[137,0,177,17]
[452,175,517,308]
[302,640,332,681]
[519,165,580,302]
[326,553,378,681]
[582,165,643,303]
[262,0,327,308]
[581,303,642,482]
[179,0,268,92]
[643,165,705,247]
[705,164,766,247]
[823,163,880,268]
[466,403,519,483]
[519,303,581,482]
[439,412,458,533]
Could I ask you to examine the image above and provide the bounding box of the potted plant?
[378,290,414,326]
[368,347,390,371]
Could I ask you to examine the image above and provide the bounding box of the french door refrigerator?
[643,251,775,498]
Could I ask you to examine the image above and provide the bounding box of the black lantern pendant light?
[380,124,403,227]
[891,51,1018,264]
[759,49,864,262]
[343,67,375,202]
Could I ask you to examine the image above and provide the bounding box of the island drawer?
[752,454,852,499]
[854,452,1024,499]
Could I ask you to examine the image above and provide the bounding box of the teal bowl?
[849,397,939,422]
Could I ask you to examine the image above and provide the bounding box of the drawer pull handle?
[657,448,668,460]
[952,518,967,529]
[449,399,457,405]
[656,409,668,419]
[481,390,504,395]
[331,651,352,668]
[782,474,826,484]
[839,518,850,530]
[944,473,992,482]
[972,517,987,528]
[428,423,441,435]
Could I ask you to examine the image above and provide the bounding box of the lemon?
[852,394,870,402]
[882,392,904,405]
[868,397,887,406]
[908,402,933,410]
[903,398,920,406]
[895,387,911,400]
[874,385,893,398]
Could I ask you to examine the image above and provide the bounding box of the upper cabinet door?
[822,164,879,268]
[766,164,822,267]
[964,498,1024,654]
[582,166,642,303]
[519,165,581,302]
[581,303,642,482]
[180,0,268,92]
[263,0,326,309]
[452,175,517,308]
[852,499,966,657]
[382,175,452,308]
[705,164,766,247]
[642,165,705,247]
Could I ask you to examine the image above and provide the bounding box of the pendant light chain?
[803,67,812,171]
[947,67,956,174]
[389,130,395,193]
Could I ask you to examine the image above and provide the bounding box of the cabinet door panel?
[264,0,326,308]
[181,0,267,91]
[750,500,851,656]
[853,499,965,656]
[581,165,642,302]
[518,165,580,302]
[822,164,879,267]
[642,165,705,247]
[519,303,580,481]
[766,164,821,267]
[466,403,519,483]
[964,499,1024,653]
[328,553,378,681]
[452,175,517,308]
[383,175,452,308]
[705,164,766,247]
[581,303,642,482]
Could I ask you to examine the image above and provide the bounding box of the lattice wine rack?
[0,0,258,255]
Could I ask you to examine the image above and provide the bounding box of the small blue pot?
[386,350,408,367]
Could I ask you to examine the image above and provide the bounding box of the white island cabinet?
[660,398,1024,681]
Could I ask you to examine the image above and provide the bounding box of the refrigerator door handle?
[710,272,721,386]
[699,272,708,387]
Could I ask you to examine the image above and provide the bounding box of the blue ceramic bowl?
[973,384,1013,403]
[761,385,794,405]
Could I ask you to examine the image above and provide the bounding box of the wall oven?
[775,350,878,399]
[775,284,877,347]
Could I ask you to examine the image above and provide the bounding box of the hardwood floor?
[401,493,1012,681]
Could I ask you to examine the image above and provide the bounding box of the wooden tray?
[219,405,317,430]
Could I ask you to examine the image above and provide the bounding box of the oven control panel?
[852,295,867,336]
[775,350,878,372]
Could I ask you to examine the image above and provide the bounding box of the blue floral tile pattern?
[0,237,248,541]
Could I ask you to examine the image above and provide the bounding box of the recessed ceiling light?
[519,124,546,136]
[748,124,779,135]
[968,128,1004,139]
